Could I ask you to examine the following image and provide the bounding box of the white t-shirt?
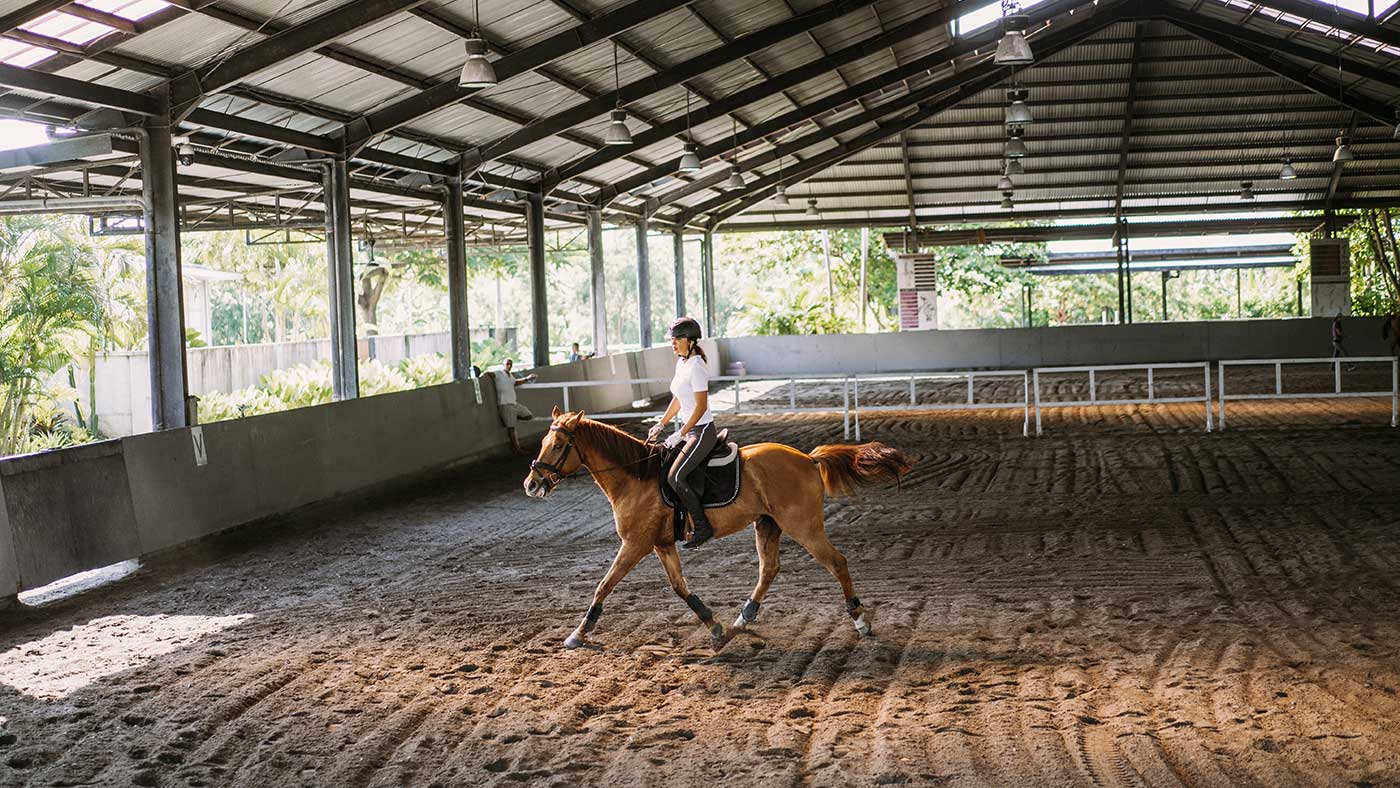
[671,355,713,427]
[492,368,517,405]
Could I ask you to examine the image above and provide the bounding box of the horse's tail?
[808,442,912,498]
[1384,314,1394,341]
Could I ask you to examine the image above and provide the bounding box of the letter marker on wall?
[191,426,208,467]
[472,376,483,405]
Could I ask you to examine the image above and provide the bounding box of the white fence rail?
[851,370,1030,440]
[1218,357,1399,429]
[1032,362,1213,436]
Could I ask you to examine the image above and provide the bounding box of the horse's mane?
[576,418,661,480]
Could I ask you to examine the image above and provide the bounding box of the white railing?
[1032,362,1213,436]
[1217,357,1399,429]
[850,370,1030,440]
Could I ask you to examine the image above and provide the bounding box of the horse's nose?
[523,477,538,497]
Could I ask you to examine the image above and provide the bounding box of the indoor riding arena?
[1,0,1400,786]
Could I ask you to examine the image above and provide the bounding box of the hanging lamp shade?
[998,174,1014,191]
[1000,191,1014,210]
[725,164,746,190]
[1006,126,1028,159]
[604,109,632,146]
[678,141,701,172]
[773,184,789,205]
[1240,181,1254,200]
[1279,157,1297,180]
[805,199,819,217]
[1005,158,1024,175]
[1005,88,1033,125]
[459,38,497,88]
[994,12,1034,66]
[1333,133,1354,162]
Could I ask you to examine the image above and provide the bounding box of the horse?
[1383,314,1400,356]
[522,407,912,652]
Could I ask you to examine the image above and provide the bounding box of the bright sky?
[0,119,52,152]
[1048,212,1299,256]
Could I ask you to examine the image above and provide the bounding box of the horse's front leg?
[654,543,727,652]
[564,538,651,649]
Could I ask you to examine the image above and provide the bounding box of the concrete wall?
[715,318,1389,375]
[0,343,682,602]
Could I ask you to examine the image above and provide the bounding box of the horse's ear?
[551,405,562,419]
[576,409,586,420]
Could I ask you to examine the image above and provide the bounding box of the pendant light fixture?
[724,117,745,189]
[998,166,1014,192]
[1279,157,1297,180]
[994,2,1034,66]
[604,43,632,146]
[1006,158,1024,176]
[677,89,701,172]
[1240,181,1255,200]
[1006,125,1028,158]
[1000,191,1015,210]
[1333,132,1354,162]
[1005,86,1033,125]
[1330,1,1353,164]
[458,0,497,88]
[773,157,789,204]
[805,198,819,217]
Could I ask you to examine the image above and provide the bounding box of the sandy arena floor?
[0,375,1398,787]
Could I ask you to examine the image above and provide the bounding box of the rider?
[648,317,718,549]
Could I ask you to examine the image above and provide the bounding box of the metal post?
[1160,270,1168,321]
[139,119,190,430]
[1235,267,1243,318]
[443,174,471,381]
[323,154,358,400]
[587,209,608,357]
[636,218,651,349]
[859,227,869,332]
[1204,363,1213,432]
[1115,229,1125,324]
[1335,358,1342,394]
[909,375,916,405]
[734,378,741,414]
[966,373,974,405]
[789,378,796,410]
[843,377,851,439]
[526,192,549,367]
[1022,371,1030,437]
[1089,369,1096,402]
[673,229,686,317]
[1218,362,1227,430]
[1033,369,1043,436]
[1147,367,1154,400]
[701,229,717,338]
[821,227,835,317]
[1392,358,1397,427]
[854,377,862,442]
[1276,363,1283,395]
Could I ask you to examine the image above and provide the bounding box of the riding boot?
[682,505,714,549]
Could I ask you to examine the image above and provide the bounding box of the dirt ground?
[1,376,1399,787]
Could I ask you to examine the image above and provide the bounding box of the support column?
[323,155,358,399]
[140,118,189,430]
[673,229,686,317]
[526,192,549,367]
[587,209,608,356]
[636,218,652,348]
[444,173,471,380]
[701,229,716,338]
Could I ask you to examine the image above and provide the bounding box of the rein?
[530,423,663,492]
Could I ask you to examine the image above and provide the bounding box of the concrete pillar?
[673,229,686,317]
[587,209,608,356]
[701,229,717,338]
[323,156,358,399]
[444,174,471,380]
[526,192,549,367]
[139,120,189,430]
[636,218,652,348]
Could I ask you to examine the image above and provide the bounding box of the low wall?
[715,318,1388,374]
[0,343,681,603]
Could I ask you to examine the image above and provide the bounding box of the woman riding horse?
[647,316,718,548]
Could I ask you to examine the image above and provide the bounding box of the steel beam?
[526,193,550,368]
[587,208,608,357]
[464,0,878,171]
[0,133,112,172]
[701,229,716,338]
[673,229,686,317]
[0,63,159,115]
[444,172,471,381]
[636,216,652,349]
[139,119,190,431]
[344,0,699,150]
[1245,0,1400,50]
[323,156,359,400]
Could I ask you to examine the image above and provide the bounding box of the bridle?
[529,423,577,493]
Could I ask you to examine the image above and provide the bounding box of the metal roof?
[0,0,1397,242]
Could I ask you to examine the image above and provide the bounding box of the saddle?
[659,428,742,541]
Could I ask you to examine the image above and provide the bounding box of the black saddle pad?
[659,445,741,510]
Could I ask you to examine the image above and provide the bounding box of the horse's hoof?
[564,633,587,649]
[709,623,728,652]
[853,613,873,638]
[733,612,749,630]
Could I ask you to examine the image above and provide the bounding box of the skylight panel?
[0,38,55,68]
[23,12,115,45]
[954,0,1052,36]
[77,0,171,22]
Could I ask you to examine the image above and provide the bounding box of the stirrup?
[682,517,713,549]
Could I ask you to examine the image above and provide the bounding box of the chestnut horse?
[523,407,912,651]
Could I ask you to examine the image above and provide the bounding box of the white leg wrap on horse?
[853,613,871,636]
[564,630,587,649]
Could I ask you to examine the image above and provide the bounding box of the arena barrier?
[1031,362,1214,436]
[1217,356,1399,429]
[849,370,1031,441]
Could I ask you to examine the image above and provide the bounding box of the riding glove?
[663,431,684,449]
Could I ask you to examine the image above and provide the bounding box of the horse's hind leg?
[734,516,781,630]
[564,538,650,649]
[784,519,872,637]
[653,543,727,651]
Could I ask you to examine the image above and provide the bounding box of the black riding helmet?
[667,316,702,340]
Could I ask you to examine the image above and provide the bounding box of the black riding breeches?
[668,421,718,514]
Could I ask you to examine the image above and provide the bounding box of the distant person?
[491,357,537,455]
[1332,312,1349,358]
[566,342,596,363]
